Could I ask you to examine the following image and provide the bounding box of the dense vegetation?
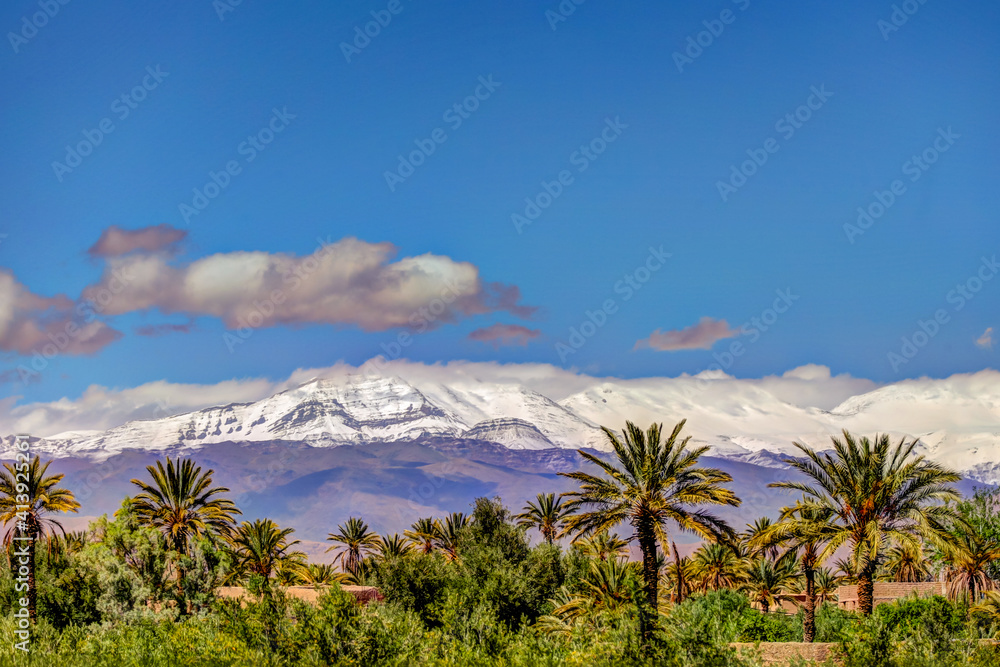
[2,423,999,666]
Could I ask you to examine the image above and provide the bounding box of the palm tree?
[561,420,740,639]
[577,530,630,562]
[433,512,469,562]
[814,567,842,605]
[833,557,858,584]
[404,517,439,554]
[300,562,348,589]
[663,541,695,605]
[516,493,571,545]
[881,541,931,583]
[742,556,800,614]
[690,541,745,592]
[326,517,380,576]
[0,456,80,622]
[750,501,837,642]
[770,431,962,615]
[130,457,240,554]
[942,528,1000,603]
[374,533,413,562]
[743,517,780,559]
[228,518,305,580]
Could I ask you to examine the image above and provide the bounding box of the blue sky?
[1,0,998,406]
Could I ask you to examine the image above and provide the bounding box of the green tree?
[770,431,961,615]
[942,527,1000,603]
[690,541,745,592]
[326,517,380,576]
[0,455,80,622]
[576,530,629,562]
[374,533,413,562]
[515,493,571,545]
[560,420,740,638]
[130,457,240,554]
[228,518,305,581]
[751,501,837,642]
[433,512,469,563]
[881,541,931,583]
[742,555,799,614]
[404,517,439,555]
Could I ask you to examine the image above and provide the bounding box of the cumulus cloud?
[0,270,121,357]
[976,327,994,349]
[635,317,739,352]
[81,237,535,332]
[468,323,541,348]
[87,224,187,257]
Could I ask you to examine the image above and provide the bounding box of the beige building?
[836,582,946,611]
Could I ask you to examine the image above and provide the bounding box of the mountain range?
[2,368,998,546]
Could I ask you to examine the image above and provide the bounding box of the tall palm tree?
[516,493,571,545]
[374,533,413,562]
[750,501,837,642]
[433,512,469,562]
[742,556,800,614]
[326,517,380,576]
[770,431,961,615]
[0,456,80,622]
[228,518,305,580]
[881,541,931,583]
[577,530,630,562]
[690,541,745,592]
[942,528,1000,603]
[130,457,240,554]
[404,517,439,555]
[560,420,740,638]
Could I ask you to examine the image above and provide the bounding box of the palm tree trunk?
[803,566,816,643]
[761,599,769,614]
[858,566,875,616]
[636,519,659,640]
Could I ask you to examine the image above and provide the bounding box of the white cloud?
[81,237,534,332]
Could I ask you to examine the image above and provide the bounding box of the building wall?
[836,582,945,610]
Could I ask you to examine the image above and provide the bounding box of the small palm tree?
[942,528,1000,603]
[690,541,745,592]
[326,517,380,576]
[743,517,780,559]
[433,512,469,562]
[404,517,439,554]
[300,562,348,589]
[833,557,858,584]
[770,431,961,615]
[515,493,571,545]
[374,533,413,562]
[130,457,240,554]
[0,456,80,622]
[750,501,837,642]
[742,556,800,614]
[881,541,931,583]
[663,542,695,605]
[814,567,842,605]
[577,530,630,562]
[561,420,740,638]
[229,518,305,581]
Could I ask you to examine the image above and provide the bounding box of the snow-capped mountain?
[4,370,1000,484]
